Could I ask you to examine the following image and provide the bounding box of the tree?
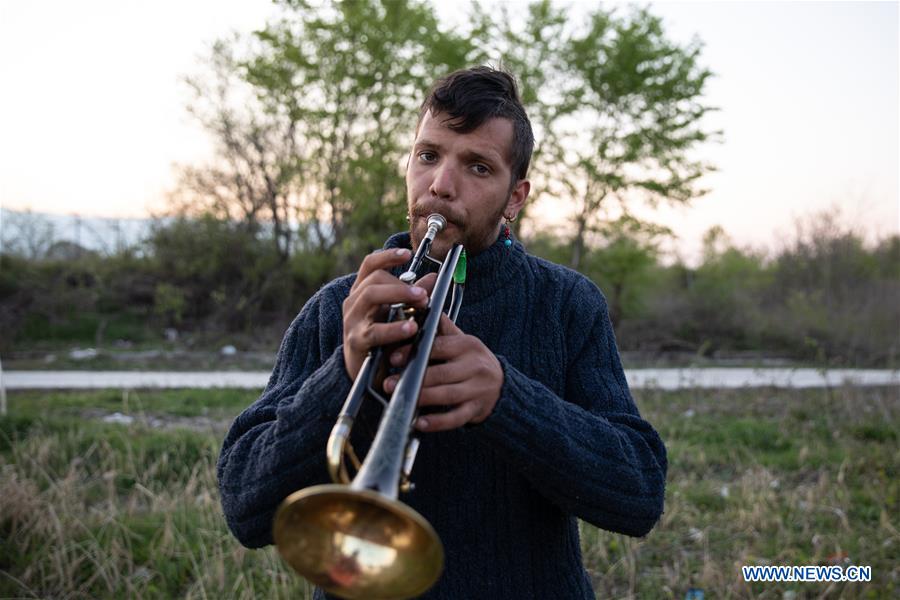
[248,0,472,268]
[562,7,718,269]
[469,2,718,268]
[467,0,576,224]
[172,36,302,264]
[0,209,57,259]
[174,0,717,277]
[173,0,472,273]
[581,216,668,328]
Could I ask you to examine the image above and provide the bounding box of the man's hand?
[342,249,430,380]
[383,314,503,432]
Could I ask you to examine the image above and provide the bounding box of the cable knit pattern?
[217,232,667,599]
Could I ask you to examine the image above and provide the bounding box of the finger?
[389,343,413,368]
[428,334,470,361]
[414,272,438,296]
[351,248,412,292]
[437,313,464,336]
[417,380,471,406]
[389,325,464,369]
[383,363,467,395]
[420,361,466,389]
[350,271,432,312]
[350,283,426,319]
[415,400,481,432]
[347,320,417,354]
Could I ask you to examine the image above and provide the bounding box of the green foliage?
[0,249,156,350]
[173,0,717,274]
[760,213,900,364]
[469,3,718,269]
[563,6,717,269]
[0,254,26,299]
[147,215,291,330]
[582,218,669,328]
[177,0,473,274]
[679,229,772,351]
[4,207,897,366]
[527,213,899,365]
[153,283,187,326]
[2,214,323,349]
[529,217,667,329]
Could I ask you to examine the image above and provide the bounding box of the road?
[3,368,899,390]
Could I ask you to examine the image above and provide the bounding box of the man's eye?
[471,164,490,176]
[419,151,437,163]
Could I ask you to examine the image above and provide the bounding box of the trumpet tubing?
[273,215,465,600]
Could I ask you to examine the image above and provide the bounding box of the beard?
[408,199,507,260]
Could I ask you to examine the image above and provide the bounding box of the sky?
[1,0,898,261]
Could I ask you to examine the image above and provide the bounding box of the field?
[1,386,897,599]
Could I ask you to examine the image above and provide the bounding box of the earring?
[503,213,516,247]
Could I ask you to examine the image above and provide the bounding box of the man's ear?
[505,179,530,218]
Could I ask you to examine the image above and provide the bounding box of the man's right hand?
[342,248,430,380]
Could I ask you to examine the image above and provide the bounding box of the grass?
[4,347,277,371]
[1,386,897,598]
[585,387,898,599]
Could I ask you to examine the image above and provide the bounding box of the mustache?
[411,205,465,229]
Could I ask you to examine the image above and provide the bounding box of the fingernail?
[403,321,414,333]
[385,377,396,391]
[416,417,429,430]
[395,248,409,257]
[410,286,425,296]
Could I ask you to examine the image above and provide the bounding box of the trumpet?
[273,214,466,600]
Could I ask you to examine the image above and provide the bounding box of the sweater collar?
[383,230,526,303]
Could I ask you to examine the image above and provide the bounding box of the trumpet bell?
[273,484,444,600]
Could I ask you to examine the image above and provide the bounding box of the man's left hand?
[383,313,503,432]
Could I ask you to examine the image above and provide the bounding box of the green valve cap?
[453,249,467,284]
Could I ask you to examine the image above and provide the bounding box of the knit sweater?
[217,232,667,599]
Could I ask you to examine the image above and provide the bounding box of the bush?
[3,210,896,365]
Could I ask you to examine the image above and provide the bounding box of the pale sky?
[1,1,898,261]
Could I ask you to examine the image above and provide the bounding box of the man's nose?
[429,161,457,199]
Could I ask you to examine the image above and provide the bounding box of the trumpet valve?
[402,437,420,481]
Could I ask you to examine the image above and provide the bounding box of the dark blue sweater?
[217,232,667,599]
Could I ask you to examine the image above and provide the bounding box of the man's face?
[406,110,529,259]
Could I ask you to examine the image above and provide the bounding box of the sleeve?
[472,278,667,537]
[216,284,354,548]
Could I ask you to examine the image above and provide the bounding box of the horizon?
[1,1,897,263]
[2,204,892,269]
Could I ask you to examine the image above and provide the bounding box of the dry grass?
[1,386,897,598]
[0,389,310,599]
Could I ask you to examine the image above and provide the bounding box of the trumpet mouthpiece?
[426,214,447,232]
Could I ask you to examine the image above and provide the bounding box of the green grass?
[582,386,899,599]
[4,347,277,371]
[1,386,897,598]
[19,311,156,345]
[5,388,257,419]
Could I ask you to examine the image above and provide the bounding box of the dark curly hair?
[418,66,534,185]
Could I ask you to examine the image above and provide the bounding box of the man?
[218,66,667,599]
